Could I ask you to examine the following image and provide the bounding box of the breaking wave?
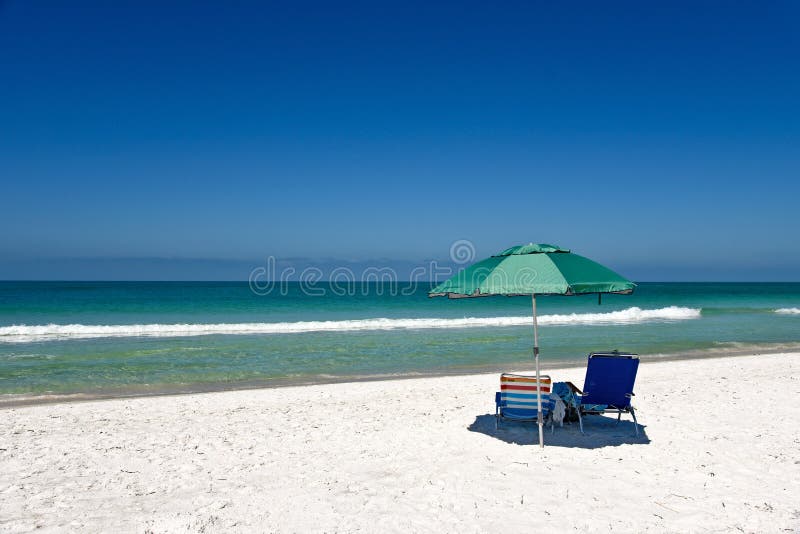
[0,306,701,343]
[775,308,800,315]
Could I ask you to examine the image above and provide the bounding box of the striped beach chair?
[495,373,555,431]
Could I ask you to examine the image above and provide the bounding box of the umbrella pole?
[532,294,543,448]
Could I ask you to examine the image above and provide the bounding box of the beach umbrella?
[428,243,635,448]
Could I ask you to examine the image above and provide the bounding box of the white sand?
[2,353,799,533]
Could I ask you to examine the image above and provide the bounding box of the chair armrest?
[565,381,584,395]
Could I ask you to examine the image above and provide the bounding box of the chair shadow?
[467,413,651,449]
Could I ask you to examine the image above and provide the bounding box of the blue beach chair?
[495,373,555,432]
[569,352,641,436]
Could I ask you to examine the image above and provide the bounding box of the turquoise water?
[1,282,799,398]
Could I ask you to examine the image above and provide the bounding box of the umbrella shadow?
[467,413,650,449]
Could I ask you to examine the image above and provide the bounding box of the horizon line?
[1,279,798,284]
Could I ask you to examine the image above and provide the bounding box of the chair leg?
[630,407,639,437]
[617,410,622,423]
[577,409,584,434]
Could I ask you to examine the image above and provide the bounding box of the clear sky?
[1,1,798,280]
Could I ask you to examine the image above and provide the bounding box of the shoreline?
[2,344,796,409]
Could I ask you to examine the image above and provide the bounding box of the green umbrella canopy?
[429,243,635,298]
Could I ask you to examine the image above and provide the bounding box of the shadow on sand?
[467,413,650,448]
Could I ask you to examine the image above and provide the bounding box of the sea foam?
[775,308,800,315]
[0,306,701,343]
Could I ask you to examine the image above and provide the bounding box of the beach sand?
[2,353,799,533]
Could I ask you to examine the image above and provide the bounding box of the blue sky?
[1,1,798,280]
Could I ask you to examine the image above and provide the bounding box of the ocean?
[1,281,798,400]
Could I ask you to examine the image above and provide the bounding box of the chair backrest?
[500,373,552,411]
[580,352,639,408]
